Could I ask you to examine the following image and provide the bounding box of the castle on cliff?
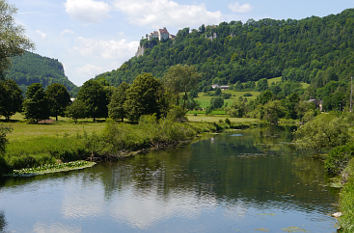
[136,28,175,57]
[146,27,176,41]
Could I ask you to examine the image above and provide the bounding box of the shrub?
[325,143,354,176]
[295,114,350,151]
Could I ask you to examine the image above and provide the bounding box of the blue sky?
[8,0,354,86]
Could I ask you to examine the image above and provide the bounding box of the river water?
[0,128,338,233]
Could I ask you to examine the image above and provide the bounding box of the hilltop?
[96,9,353,90]
[5,51,78,96]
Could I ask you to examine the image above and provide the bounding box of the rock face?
[135,45,145,57]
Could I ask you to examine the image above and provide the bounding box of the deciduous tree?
[46,83,71,121]
[0,79,22,120]
[23,83,49,123]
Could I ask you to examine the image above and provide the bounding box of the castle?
[136,28,175,57]
[146,27,175,41]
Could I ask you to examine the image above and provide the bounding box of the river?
[0,128,338,233]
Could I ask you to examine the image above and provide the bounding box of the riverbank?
[2,114,251,176]
[338,158,354,232]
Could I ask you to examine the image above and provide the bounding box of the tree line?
[1,64,199,123]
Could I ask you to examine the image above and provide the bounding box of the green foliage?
[0,0,33,77]
[166,105,187,122]
[77,79,109,121]
[0,79,23,120]
[162,64,200,110]
[124,73,167,122]
[214,88,222,96]
[295,113,350,151]
[339,158,354,233]
[256,90,275,105]
[95,9,354,92]
[45,83,71,121]
[108,82,129,121]
[65,100,86,123]
[0,125,11,155]
[97,115,197,155]
[5,51,77,95]
[23,83,50,123]
[257,78,269,91]
[263,100,285,126]
[210,97,224,109]
[11,160,95,176]
[325,143,354,176]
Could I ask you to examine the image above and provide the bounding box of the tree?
[108,82,129,121]
[0,0,33,77]
[263,100,285,126]
[0,125,11,174]
[65,100,86,123]
[210,97,224,109]
[45,83,71,121]
[162,65,201,110]
[214,88,222,96]
[295,113,349,151]
[23,83,50,123]
[257,78,268,91]
[76,80,108,121]
[0,79,23,120]
[124,73,167,122]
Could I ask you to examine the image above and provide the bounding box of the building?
[146,28,174,41]
[308,99,323,112]
[211,84,229,90]
[158,27,170,41]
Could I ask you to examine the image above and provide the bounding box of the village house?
[308,99,323,111]
[211,84,230,90]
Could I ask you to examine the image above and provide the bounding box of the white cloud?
[69,36,138,81]
[61,29,75,36]
[114,0,222,28]
[74,36,138,60]
[64,0,110,23]
[76,64,108,79]
[228,2,252,13]
[33,223,81,233]
[35,30,47,39]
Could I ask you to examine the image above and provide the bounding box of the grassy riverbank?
[339,158,354,232]
[1,113,244,175]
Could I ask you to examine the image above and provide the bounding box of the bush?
[222,93,232,99]
[8,154,56,169]
[339,158,354,233]
[325,143,354,176]
[295,113,350,151]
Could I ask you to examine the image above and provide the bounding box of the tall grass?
[339,158,354,233]
[5,136,87,169]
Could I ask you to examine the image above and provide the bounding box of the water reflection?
[0,211,6,232]
[0,128,338,232]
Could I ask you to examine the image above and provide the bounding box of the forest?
[5,51,78,96]
[96,8,353,95]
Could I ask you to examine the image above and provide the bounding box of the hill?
[5,51,78,96]
[96,9,353,90]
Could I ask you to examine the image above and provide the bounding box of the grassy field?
[195,90,261,109]
[1,113,106,141]
[187,114,261,124]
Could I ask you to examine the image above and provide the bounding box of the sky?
[8,0,354,86]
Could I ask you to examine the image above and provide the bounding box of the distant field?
[195,90,260,109]
[187,115,261,124]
